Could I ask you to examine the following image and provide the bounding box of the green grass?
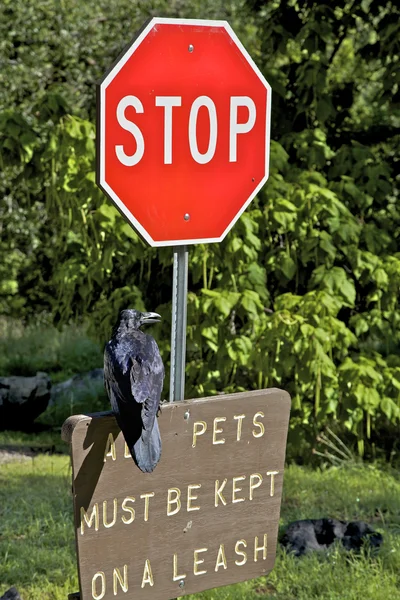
[0,430,68,454]
[0,455,76,599]
[1,457,399,600]
[0,319,103,381]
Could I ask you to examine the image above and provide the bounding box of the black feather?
[104,309,164,473]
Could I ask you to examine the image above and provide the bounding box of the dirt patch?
[0,443,66,465]
[0,449,34,465]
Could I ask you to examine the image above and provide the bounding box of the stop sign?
[97,18,271,247]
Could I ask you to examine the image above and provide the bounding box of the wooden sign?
[62,388,290,600]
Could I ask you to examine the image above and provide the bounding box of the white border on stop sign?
[98,17,272,248]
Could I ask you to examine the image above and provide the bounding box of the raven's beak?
[141,312,162,324]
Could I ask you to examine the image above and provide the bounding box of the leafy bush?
[0,0,399,459]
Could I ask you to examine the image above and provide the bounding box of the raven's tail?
[131,418,162,473]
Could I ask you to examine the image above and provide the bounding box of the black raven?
[104,309,164,473]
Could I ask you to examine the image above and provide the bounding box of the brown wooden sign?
[62,388,291,600]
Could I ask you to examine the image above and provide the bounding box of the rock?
[280,517,383,556]
[0,372,51,430]
[0,587,23,600]
[341,520,383,551]
[50,368,104,405]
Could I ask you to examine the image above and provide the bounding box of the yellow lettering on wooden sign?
[103,498,117,529]
[140,492,155,522]
[187,484,201,512]
[192,421,207,447]
[91,572,106,600]
[113,565,128,594]
[267,471,279,497]
[212,417,226,444]
[252,412,265,438]
[104,433,116,462]
[173,554,187,582]
[234,540,247,566]
[121,497,135,525]
[232,476,246,503]
[214,479,227,506]
[124,442,131,458]
[254,534,268,561]
[80,504,99,535]
[249,473,263,500]
[193,548,208,576]
[141,559,154,588]
[233,414,245,441]
[214,543,227,572]
[167,488,181,516]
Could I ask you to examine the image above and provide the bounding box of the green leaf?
[279,255,297,280]
[380,397,397,420]
[310,266,355,307]
[240,290,263,316]
[97,204,118,225]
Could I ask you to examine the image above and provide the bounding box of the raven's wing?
[129,337,164,471]
[129,337,164,437]
[104,335,164,473]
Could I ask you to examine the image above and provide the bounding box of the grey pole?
[169,246,188,402]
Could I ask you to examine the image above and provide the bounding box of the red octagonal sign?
[97,18,271,247]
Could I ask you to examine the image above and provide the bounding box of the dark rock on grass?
[341,520,383,551]
[50,368,104,405]
[280,518,383,556]
[0,372,51,430]
[0,587,23,600]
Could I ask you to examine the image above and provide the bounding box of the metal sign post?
[169,246,188,402]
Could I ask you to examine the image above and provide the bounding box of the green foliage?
[0,320,103,380]
[0,0,399,458]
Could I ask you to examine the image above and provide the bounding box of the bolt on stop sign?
[97,18,271,247]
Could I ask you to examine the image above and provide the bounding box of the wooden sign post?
[63,388,290,600]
